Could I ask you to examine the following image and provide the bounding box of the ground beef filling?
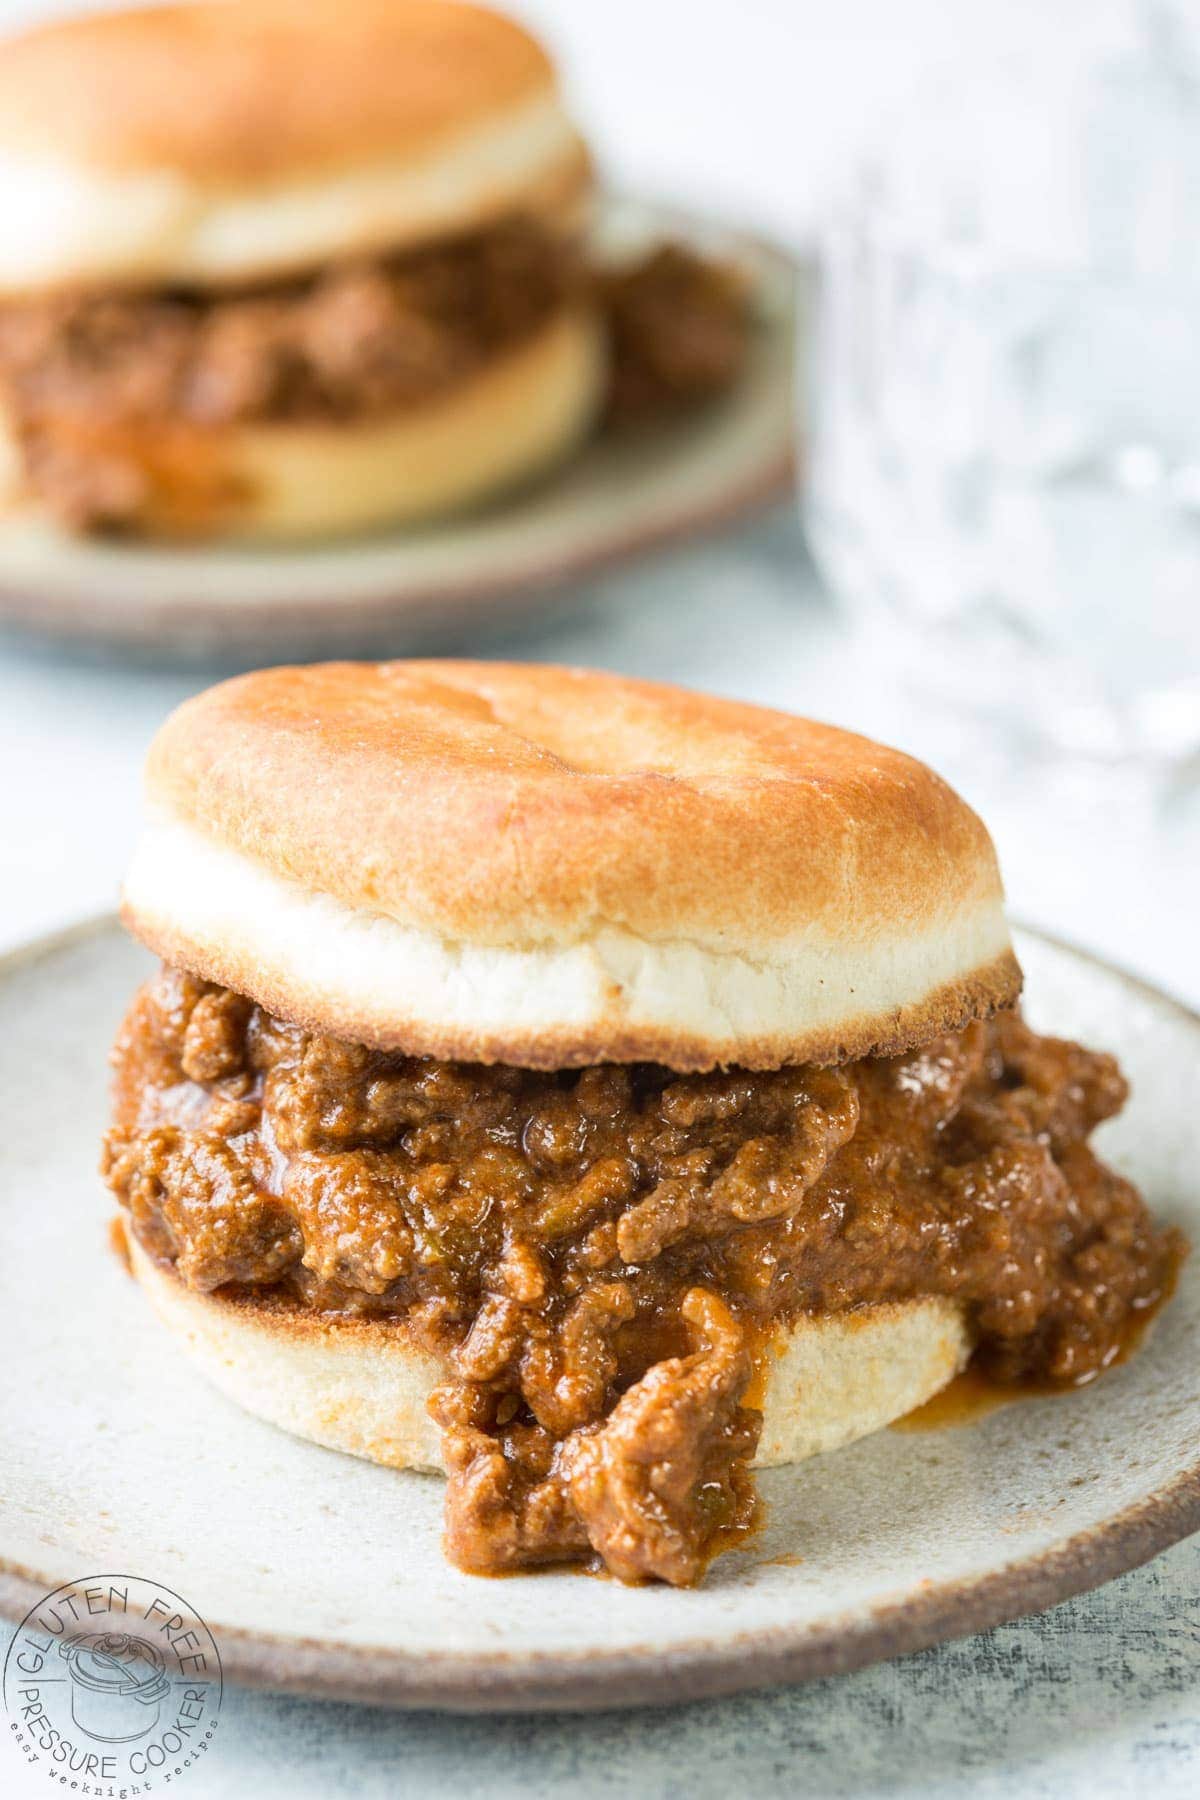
[102,967,1182,1586]
[598,245,750,426]
[0,225,749,530]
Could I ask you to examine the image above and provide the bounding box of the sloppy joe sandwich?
[103,662,1182,1585]
[0,2,747,540]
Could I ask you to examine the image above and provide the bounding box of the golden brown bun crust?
[128,1235,973,1475]
[128,662,1022,1069]
[147,661,1009,952]
[0,1,589,291]
[0,1,556,183]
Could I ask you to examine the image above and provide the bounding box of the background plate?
[0,200,800,660]
[0,921,1196,1711]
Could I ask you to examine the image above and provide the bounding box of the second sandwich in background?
[0,0,749,541]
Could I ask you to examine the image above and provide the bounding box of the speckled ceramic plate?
[0,200,800,661]
[0,919,1196,1712]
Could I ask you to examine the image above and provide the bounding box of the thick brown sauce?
[107,1211,132,1277]
[896,1261,1178,1432]
[102,965,1184,1587]
[893,1365,1038,1432]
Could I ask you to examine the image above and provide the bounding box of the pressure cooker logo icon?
[4,1574,223,1791]
[59,1630,171,1743]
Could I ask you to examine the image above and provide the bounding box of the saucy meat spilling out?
[102,967,1182,1587]
[0,223,749,530]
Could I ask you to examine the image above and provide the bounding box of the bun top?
[122,662,1021,1071]
[0,1,588,294]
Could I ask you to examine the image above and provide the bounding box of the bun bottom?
[2,306,606,542]
[128,1235,972,1474]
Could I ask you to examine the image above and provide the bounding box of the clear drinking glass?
[807,6,1200,766]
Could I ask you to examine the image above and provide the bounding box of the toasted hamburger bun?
[0,0,590,294]
[128,1234,973,1473]
[123,661,1022,1070]
[0,307,606,541]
